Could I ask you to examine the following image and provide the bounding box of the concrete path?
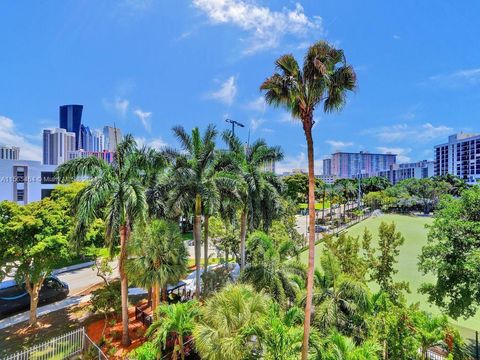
[0,295,91,330]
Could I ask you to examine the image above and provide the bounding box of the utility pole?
[225,118,244,136]
[357,173,362,209]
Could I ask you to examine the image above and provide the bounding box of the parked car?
[0,276,69,317]
[307,225,329,233]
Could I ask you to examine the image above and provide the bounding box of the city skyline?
[1,1,480,172]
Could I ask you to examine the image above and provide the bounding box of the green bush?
[129,341,158,360]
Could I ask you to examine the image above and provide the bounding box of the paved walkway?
[0,287,150,330]
[0,295,91,330]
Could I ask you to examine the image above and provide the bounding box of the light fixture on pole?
[225,118,244,136]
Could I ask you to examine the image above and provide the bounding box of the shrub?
[129,341,158,360]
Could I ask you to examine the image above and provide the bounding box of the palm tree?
[147,301,200,360]
[167,125,225,297]
[318,180,328,223]
[221,131,284,269]
[127,219,188,313]
[261,41,357,359]
[257,304,304,360]
[319,331,379,360]
[309,252,370,340]
[57,135,152,346]
[414,312,448,360]
[193,284,269,360]
[241,231,305,306]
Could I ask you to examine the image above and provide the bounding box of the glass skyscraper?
[59,104,83,150]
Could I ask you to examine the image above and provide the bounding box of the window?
[15,167,25,183]
[16,189,24,201]
[41,189,53,199]
[41,172,57,184]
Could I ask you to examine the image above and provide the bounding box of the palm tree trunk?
[301,120,316,360]
[151,284,157,314]
[194,194,202,297]
[179,334,185,360]
[240,209,247,269]
[119,224,131,346]
[204,215,209,272]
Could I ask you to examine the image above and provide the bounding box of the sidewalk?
[0,287,148,331]
[0,295,91,330]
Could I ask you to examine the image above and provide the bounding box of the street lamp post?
[225,118,245,136]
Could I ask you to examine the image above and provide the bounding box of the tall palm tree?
[261,41,356,359]
[241,231,305,306]
[127,219,188,313]
[166,125,219,297]
[57,135,152,346]
[193,284,270,360]
[146,301,200,360]
[221,131,284,269]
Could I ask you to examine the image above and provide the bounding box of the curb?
[52,261,96,275]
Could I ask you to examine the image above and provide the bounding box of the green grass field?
[298,201,331,210]
[300,214,480,342]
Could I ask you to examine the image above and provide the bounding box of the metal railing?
[1,327,107,360]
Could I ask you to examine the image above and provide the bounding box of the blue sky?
[1,0,480,173]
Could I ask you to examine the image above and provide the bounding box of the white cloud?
[103,97,129,117]
[133,108,152,132]
[262,128,274,133]
[364,122,453,142]
[0,116,42,161]
[192,0,323,54]
[326,140,354,150]
[376,146,412,163]
[250,117,264,131]
[429,68,480,87]
[246,96,266,112]
[208,76,237,105]
[279,113,296,123]
[136,136,168,150]
[393,34,401,40]
[275,152,322,175]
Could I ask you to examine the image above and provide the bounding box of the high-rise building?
[323,158,332,175]
[80,125,105,152]
[331,151,396,179]
[0,145,20,160]
[59,105,83,149]
[43,128,76,165]
[103,126,123,152]
[434,133,480,184]
[92,130,104,152]
[80,124,92,151]
[378,160,434,185]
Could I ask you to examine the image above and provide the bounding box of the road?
[56,261,119,295]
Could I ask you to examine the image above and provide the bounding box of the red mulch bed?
[86,306,148,358]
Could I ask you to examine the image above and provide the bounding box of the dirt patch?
[86,307,147,358]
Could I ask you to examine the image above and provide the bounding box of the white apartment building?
[0,160,58,204]
[378,160,434,185]
[0,145,20,160]
[434,133,480,185]
[315,174,338,185]
[43,128,76,165]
